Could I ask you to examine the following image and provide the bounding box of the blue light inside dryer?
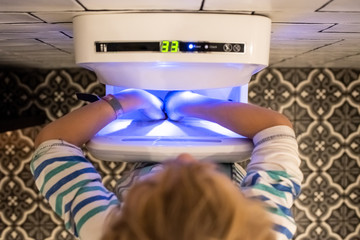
[97,119,242,138]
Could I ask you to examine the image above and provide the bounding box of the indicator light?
[188,44,194,49]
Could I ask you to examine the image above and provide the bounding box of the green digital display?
[161,40,179,53]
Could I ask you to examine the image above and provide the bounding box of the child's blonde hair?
[101,161,275,240]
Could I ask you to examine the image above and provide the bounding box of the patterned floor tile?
[325,151,359,189]
[34,70,84,121]
[296,69,346,121]
[20,203,63,240]
[249,68,296,119]
[331,69,360,88]
[327,100,360,139]
[277,68,314,88]
[297,121,344,170]
[325,202,360,239]
[0,70,46,131]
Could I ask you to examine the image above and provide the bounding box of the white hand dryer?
[73,13,271,162]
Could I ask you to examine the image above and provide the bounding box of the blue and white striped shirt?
[31,125,302,240]
[31,141,119,239]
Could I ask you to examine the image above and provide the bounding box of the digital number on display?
[161,40,179,53]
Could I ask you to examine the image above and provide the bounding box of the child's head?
[102,156,275,240]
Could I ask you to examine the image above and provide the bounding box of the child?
[31,89,303,240]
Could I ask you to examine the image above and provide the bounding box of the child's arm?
[164,91,292,138]
[35,89,165,148]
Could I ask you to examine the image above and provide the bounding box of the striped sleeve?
[241,126,303,240]
[31,140,119,240]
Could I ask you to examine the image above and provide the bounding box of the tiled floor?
[0,67,359,239]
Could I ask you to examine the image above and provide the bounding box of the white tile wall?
[270,38,360,68]
[0,0,83,11]
[271,23,336,39]
[0,31,69,40]
[323,23,360,33]
[78,0,203,10]
[0,22,72,33]
[269,39,342,65]
[32,12,81,23]
[256,11,360,24]
[0,0,359,68]
[329,53,360,67]
[320,0,360,12]
[0,13,42,23]
[203,0,329,12]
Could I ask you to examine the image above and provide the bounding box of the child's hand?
[164,91,199,121]
[115,89,165,120]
